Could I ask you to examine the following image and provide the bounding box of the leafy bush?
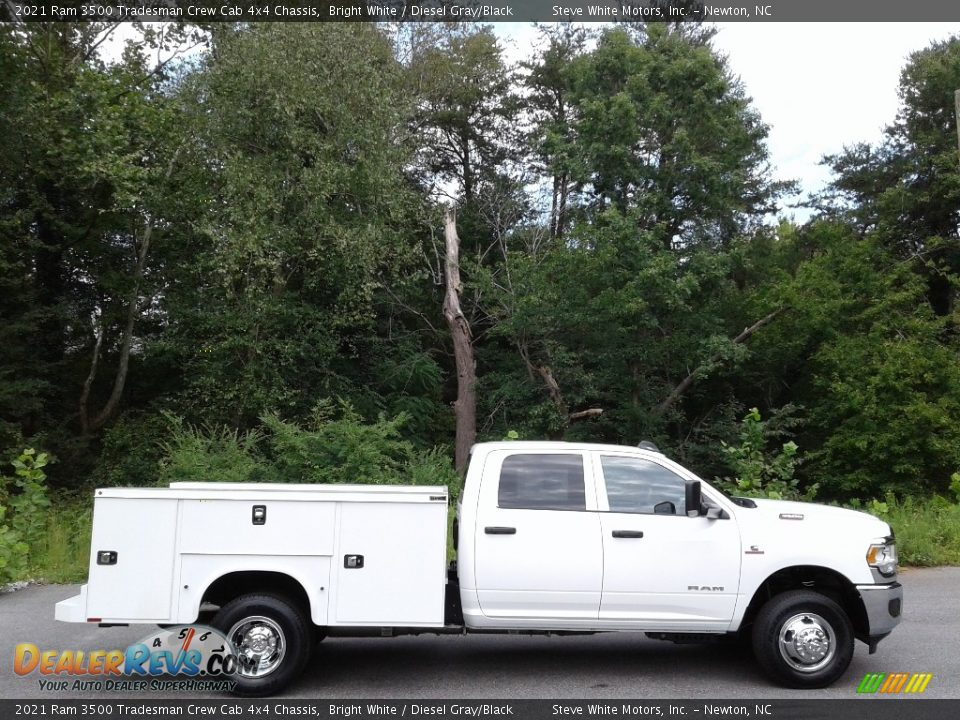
[0,448,51,583]
[263,401,417,485]
[714,408,817,501]
[158,401,460,497]
[94,413,170,487]
[158,414,267,485]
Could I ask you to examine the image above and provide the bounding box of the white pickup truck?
[56,441,902,696]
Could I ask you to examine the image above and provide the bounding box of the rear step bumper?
[55,585,87,623]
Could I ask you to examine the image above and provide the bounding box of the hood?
[737,497,891,538]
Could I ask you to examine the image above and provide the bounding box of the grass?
[18,494,960,587]
[884,497,960,567]
[29,496,92,584]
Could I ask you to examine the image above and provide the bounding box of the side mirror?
[654,501,676,515]
[685,480,702,517]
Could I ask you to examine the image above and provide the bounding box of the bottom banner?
[2,700,957,720]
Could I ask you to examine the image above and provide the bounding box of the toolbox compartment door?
[86,497,178,621]
[332,501,447,625]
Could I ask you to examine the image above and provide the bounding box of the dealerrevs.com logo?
[14,625,238,692]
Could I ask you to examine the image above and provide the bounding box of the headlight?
[866,538,898,577]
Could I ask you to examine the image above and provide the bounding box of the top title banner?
[3,0,960,22]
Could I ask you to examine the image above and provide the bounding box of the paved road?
[1,567,956,699]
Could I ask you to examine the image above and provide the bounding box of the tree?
[0,21,203,470]
[406,25,520,205]
[563,25,787,249]
[476,26,788,449]
[822,35,960,317]
[164,23,426,429]
[524,24,589,240]
[441,210,476,472]
[723,220,960,498]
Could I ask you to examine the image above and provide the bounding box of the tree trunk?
[555,171,570,239]
[79,146,181,433]
[549,175,560,240]
[78,318,104,435]
[443,208,476,474]
[80,215,152,433]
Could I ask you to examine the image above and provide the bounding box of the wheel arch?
[199,571,312,620]
[739,565,868,640]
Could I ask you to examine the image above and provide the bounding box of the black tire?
[211,593,311,697]
[751,590,854,688]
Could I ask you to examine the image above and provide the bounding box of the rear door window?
[498,454,586,511]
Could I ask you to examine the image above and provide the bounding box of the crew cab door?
[593,451,740,630]
[473,450,603,619]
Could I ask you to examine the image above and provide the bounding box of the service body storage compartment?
[59,483,449,628]
[85,496,179,622]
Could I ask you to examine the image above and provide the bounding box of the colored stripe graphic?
[857,672,932,694]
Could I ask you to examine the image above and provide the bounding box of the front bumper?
[856,581,902,650]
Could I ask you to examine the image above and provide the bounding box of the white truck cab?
[56,441,902,696]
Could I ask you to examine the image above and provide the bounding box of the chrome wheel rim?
[777,612,836,673]
[228,615,286,678]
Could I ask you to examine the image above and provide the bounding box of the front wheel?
[211,593,311,697]
[752,590,854,688]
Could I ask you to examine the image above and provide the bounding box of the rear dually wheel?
[211,593,311,697]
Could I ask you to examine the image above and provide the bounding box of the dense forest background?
[2,19,960,517]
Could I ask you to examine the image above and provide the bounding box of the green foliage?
[0,448,51,583]
[167,23,424,429]
[407,25,520,201]
[2,21,960,563]
[951,472,960,503]
[157,402,460,497]
[158,415,267,486]
[477,25,789,453]
[883,496,960,567]
[94,413,170,487]
[30,496,92,584]
[563,25,789,242]
[263,401,418,485]
[782,224,960,498]
[0,22,197,475]
[0,501,28,583]
[406,448,462,500]
[715,409,816,501]
[823,36,960,315]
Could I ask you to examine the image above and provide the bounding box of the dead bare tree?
[442,209,477,473]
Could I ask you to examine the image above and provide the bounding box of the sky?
[499,22,960,219]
